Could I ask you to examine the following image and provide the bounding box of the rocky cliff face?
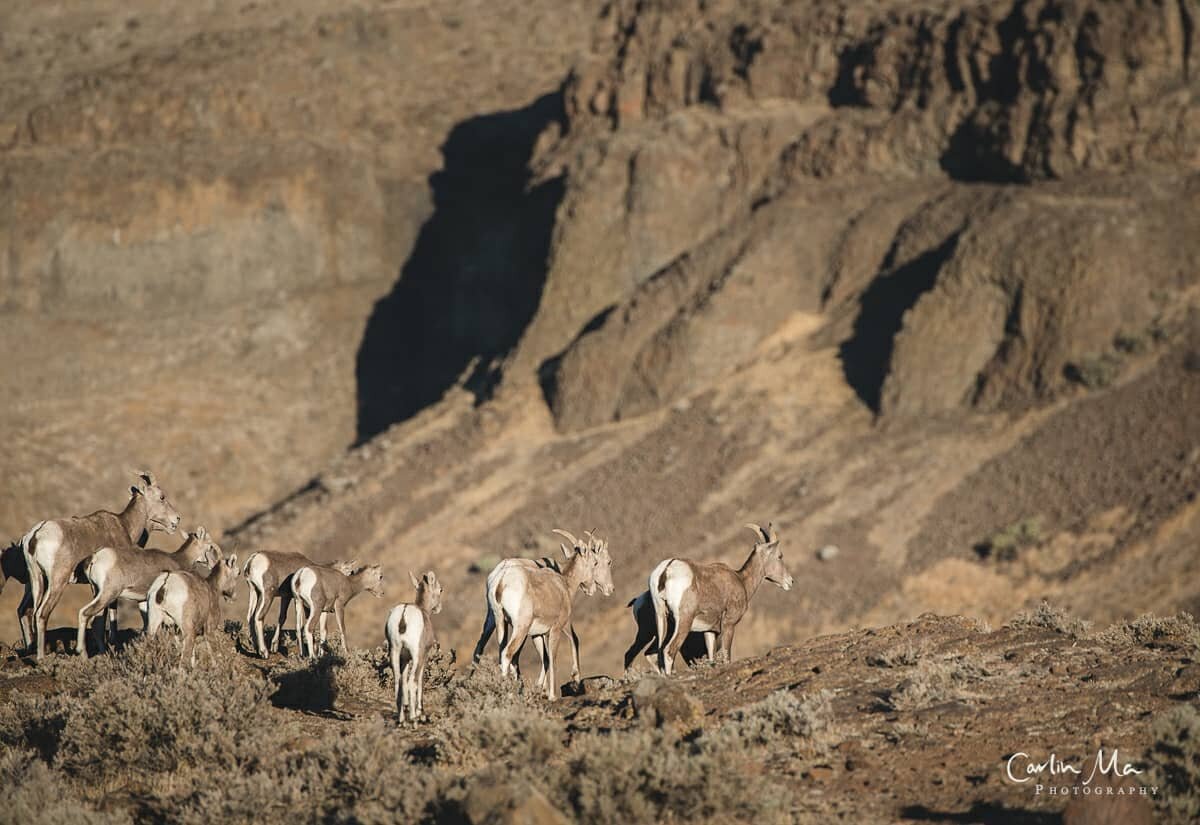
[522,0,1198,430]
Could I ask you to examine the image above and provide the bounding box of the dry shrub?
[723,689,837,751]
[882,656,990,711]
[549,727,792,825]
[439,702,564,767]
[56,659,271,781]
[0,749,128,825]
[868,640,922,668]
[1008,601,1092,639]
[177,719,452,824]
[1095,613,1200,651]
[1145,704,1200,822]
[0,692,71,762]
[332,645,392,703]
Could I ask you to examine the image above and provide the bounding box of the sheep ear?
[410,571,420,590]
[227,553,238,569]
[560,542,572,559]
[424,571,436,584]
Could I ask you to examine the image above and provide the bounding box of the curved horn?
[745,523,769,544]
[552,528,580,547]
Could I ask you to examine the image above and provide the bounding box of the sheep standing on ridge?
[23,470,181,659]
[242,551,353,657]
[292,562,384,657]
[386,571,444,723]
[650,522,793,675]
[147,549,240,666]
[77,525,221,658]
[489,529,614,699]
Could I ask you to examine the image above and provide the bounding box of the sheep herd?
[4,470,795,722]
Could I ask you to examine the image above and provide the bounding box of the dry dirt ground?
[1,612,1197,823]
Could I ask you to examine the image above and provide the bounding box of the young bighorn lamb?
[242,550,341,657]
[292,562,384,658]
[386,571,444,723]
[76,526,221,658]
[23,470,182,659]
[471,553,583,688]
[146,550,240,665]
[490,529,614,699]
[0,541,32,650]
[650,522,793,676]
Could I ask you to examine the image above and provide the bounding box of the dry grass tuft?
[1008,601,1092,639]
[881,656,990,711]
[1095,613,1200,651]
[1145,704,1200,821]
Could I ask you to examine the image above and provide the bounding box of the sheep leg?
[399,657,411,722]
[294,596,308,658]
[318,610,329,653]
[333,602,348,652]
[17,584,33,652]
[568,624,582,684]
[255,592,273,657]
[472,605,495,663]
[704,631,717,662]
[245,585,259,653]
[623,617,657,674]
[24,554,45,658]
[416,653,427,721]
[500,612,531,680]
[652,593,671,676]
[35,577,68,660]
[662,598,697,677]
[77,588,109,659]
[273,592,291,654]
[719,626,736,663]
[180,617,197,666]
[545,628,561,700]
[532,635,547,689]
[105,604,119,650]
[390,643,403,718]
[253,596,269,658]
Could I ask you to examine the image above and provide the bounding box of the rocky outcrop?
[521,0,1199,430]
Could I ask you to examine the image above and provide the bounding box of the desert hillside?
[1,0,1199,744]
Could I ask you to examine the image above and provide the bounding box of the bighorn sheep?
[490,529,613,699]
[242,550,335,657]
[23,470,182,659]
[292,562,384,658]
[0,542,32,650]
[471,555,583,688]
[650,522,793,675]
[76,526,221,658]
[146,549,240,665]
[622,589,707,673]
[386,571,444,723]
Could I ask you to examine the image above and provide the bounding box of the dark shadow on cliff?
[839,233,960,412]
[355,93,564,442]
